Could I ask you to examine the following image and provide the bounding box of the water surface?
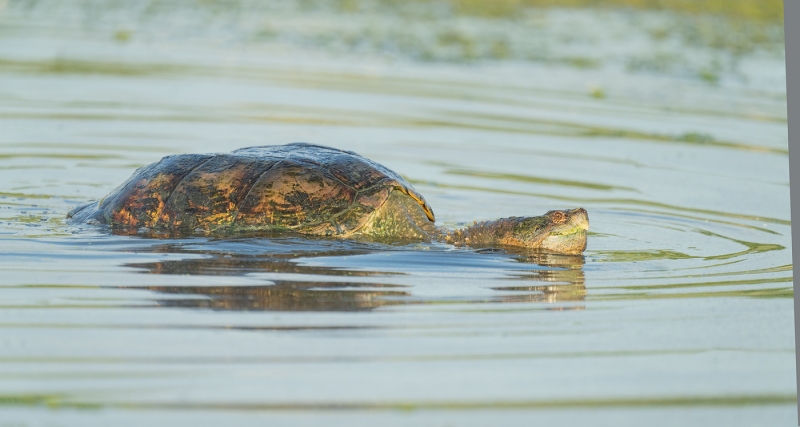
[0,1,794,425]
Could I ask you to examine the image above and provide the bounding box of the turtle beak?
[570,208,589,231]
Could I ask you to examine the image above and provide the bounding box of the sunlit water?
[0,1,794,426]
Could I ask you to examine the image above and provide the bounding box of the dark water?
[0,1,794,425]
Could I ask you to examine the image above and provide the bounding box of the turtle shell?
[72,143,435,236]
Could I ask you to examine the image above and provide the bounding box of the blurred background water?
[0,0,794,425]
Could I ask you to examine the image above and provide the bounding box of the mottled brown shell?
[68,143,435,236]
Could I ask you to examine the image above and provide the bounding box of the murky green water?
[0,1,794,425]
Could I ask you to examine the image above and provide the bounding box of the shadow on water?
[118,239,586,311]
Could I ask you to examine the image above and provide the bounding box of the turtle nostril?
[572,208,588,220]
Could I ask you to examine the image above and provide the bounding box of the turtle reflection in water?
[126,251,586,311]
[68,143,589,254]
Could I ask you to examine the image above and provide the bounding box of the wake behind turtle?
[67,143,589,254]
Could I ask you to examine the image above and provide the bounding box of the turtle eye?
[551,211,566,223]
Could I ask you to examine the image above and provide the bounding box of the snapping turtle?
[67,143,589,254]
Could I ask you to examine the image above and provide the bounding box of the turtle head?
[502,208,589,254]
